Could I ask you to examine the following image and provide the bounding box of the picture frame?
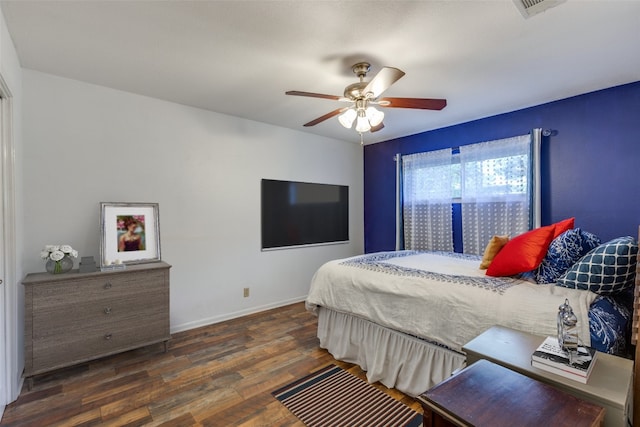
[99,202,161,267]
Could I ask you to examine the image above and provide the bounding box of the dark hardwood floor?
[1,302,421,426]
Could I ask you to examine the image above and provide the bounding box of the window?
[401,148,453,252]
[399,130,541,254]
[462,153,528,196]
[411,153,528,201]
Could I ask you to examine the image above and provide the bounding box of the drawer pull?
[104,307,112,315]
[104,333,112,340]
[103,282,112,290]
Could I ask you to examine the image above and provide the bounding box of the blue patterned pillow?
[589,290,632,355]
[580,230,601,252]
[556,236,638,294]
[535,228,600,284]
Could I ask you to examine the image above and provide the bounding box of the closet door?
[0,80,17,410]
[0,94,6,412]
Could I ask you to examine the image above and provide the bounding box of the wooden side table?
[462,326,632,427]
[418,359,605,427]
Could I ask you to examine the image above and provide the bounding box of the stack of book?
[531,336,597,384]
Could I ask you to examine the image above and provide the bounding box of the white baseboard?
[170,296,308,334]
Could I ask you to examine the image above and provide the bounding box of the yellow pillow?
[480,235,510,269]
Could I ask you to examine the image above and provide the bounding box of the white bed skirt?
[317,307,466,397]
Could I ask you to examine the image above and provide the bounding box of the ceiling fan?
[286,62,447,136]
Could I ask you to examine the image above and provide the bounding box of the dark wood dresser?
[463,325,632,426]
[23,261,171,387]
[418,359,605,427]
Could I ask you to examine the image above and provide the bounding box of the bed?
[306,225,637,397]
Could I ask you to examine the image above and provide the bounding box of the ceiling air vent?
[512,0,566,18]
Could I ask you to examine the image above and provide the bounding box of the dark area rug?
[272,364,422,427]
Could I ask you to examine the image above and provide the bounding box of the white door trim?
[0,71,18,412]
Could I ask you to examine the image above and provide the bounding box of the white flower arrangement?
[40,244,79,262]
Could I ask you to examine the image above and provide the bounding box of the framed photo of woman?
[99,202,161,267]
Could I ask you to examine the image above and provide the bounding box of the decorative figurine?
[557,298,579,363]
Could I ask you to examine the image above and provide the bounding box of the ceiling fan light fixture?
[366,106,384,127]
[286,61,447,137]
[338,108,357,129]
[355,111,371,133]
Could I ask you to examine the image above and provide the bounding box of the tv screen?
[261,179,349,249]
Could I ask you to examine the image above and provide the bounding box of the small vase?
[46,256,74,274]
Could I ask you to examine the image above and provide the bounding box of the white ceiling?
[2,0,639,144]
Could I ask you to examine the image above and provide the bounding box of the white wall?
[22,69,364,332]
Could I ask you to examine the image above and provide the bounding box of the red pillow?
[486,224,556,277]
[552,217,575,238]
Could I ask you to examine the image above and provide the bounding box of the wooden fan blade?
[362,67,405,98]
[286,91,342,101]
[303,108,347,127]
[370,122,385,133]
[379,97,447,110]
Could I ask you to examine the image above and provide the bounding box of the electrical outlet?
[243,287,250,298]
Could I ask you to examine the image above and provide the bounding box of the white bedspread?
[306,251,597,351]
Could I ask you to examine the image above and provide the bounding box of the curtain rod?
[393,129,556,161]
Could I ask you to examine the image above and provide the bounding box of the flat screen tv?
[261,179,349,250]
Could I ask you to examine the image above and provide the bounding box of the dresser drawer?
[32,289,168,339]
[32,271,166,310]
[31,310,169,373]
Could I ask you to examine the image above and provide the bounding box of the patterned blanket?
[341,251,523,294]
[307,251,596,351]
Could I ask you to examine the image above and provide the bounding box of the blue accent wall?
[364,81,640,253]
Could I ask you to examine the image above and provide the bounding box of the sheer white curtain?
[402,149,454,251]
[460,131,541,255]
